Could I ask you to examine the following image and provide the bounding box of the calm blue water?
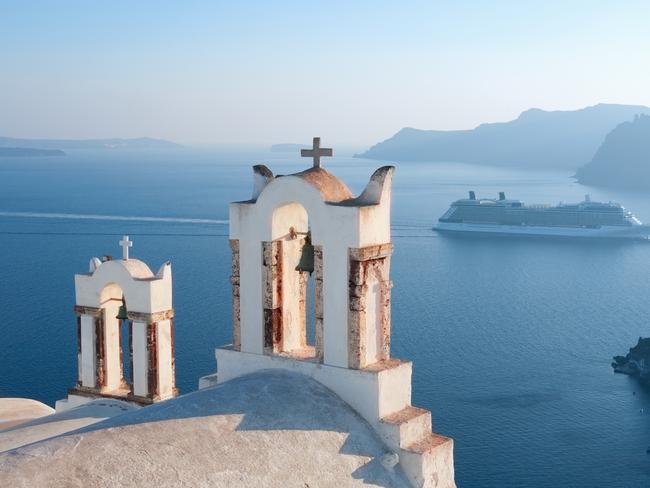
[1,147,650,487]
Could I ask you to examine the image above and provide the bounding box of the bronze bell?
[116,297,128,321]
[295,232,314,275]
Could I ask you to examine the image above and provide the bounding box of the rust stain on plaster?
[170,319,177,391]
[95,315,105,389]
[230,239,241,351]
[262,240,284,354]
[147,322,159,399]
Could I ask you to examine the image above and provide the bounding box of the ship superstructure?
[435,192,649,238]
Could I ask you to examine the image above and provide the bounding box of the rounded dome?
[289,167,353,202]
[94,258,154,280]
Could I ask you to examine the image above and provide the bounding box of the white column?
[364,275,382,365]
[131,320,148,397]
[102,302,122,391]
[323,247,349,367]
[239,236,264,355]
[80,315,97,388]
[281,238,306,352]
[156,319,174,399]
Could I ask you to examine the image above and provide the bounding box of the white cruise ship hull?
[434,222,650,239]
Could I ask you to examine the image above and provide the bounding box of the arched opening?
[99,283,131,395]
[263,202,323,361]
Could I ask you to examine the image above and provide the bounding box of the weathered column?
[127,310,176,402]
[73,305,103,390]
[348,244,393,369]
[230,239,241,351]
[76,315,82,386]
[155,317,176,400]
[146,320,158,399]
[313,245,324,362]
[261,240,282,354]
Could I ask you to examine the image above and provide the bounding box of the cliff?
[357,104,650,170]
[612,337,650,382]
[575,114,650,190]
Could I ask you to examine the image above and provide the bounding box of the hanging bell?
[116,297,128,321]
[295,232,314,275]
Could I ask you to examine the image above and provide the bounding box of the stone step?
[400,433,456,488]
[378,405,432,451]
[403,432,452,454]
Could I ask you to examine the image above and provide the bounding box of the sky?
[1,0,649,145]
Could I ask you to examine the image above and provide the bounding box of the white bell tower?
[57,237,178,411]
[201,138,456,488]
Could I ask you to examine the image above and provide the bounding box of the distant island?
[270,143,305,152]
[0,147,65,157]
[0,136,182,151]
[575,114,650,190]
[357,103,650,170]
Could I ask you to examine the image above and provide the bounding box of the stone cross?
[119,235,133,260]
[301,137,333,169]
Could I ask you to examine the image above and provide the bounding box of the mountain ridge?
[357,103,650,169]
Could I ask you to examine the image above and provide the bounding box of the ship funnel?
[499,192,506,201]
[585,194,591,203]
[469,191,476,200]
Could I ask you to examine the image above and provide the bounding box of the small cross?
[119,235,133,260]
[301,137,333,168]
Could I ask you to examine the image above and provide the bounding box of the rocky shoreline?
[612,337,650,382]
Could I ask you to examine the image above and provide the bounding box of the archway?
[262,202,323,360]
[99,283,131,395]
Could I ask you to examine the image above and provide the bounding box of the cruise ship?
[435,192,650,239]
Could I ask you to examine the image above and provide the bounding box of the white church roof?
[0,370,410,487]
[0,398,54,431]
[0,398,137,453]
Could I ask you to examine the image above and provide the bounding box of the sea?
[1,147,649,488]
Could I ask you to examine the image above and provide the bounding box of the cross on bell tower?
[119,235,133,260]
[301,137,333,168]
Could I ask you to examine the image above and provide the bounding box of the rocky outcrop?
[576,114,650,190]
[612,337,650,382]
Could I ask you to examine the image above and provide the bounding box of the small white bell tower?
[57,237,178,411]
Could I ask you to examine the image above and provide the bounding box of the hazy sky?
[1,1,649,145]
